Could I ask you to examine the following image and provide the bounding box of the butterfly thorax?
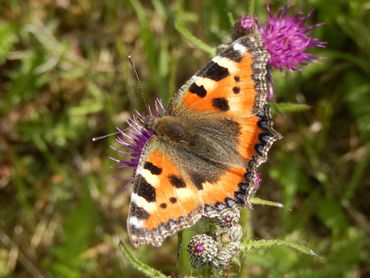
[145,115,195,145]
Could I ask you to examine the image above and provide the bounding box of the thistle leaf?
[271,102,311,114]
[249,197,285,208]
[242,239,318,257]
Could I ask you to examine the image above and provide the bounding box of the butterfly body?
[127,29,281,247]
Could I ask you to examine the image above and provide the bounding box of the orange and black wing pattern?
[169,31,269,116]
[127,138,252,247]
[127,141,204,247]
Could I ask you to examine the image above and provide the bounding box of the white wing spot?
[129,216,143,228]
[212,56,238,74]
[194,76,217,91]
[137,167,160,188]
[233,42,247,54]
[131,193,157,213]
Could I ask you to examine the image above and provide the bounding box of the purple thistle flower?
[237,6,325,72]
[240,15,256,29]
[112,98,166,169]
[193,243,205,253]
[267,79,274,100]
[260,5,326,71]
[254,171,261,186]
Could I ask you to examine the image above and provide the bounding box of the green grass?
[0,0,369,277]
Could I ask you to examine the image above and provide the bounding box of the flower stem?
[241,208,254,241]
[238,208,253,278]
[177,230,193,275]
[248,0,256,15]
[203,264,212,278]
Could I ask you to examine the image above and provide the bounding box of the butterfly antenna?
[92,131,119,142]
[128,55,148,108]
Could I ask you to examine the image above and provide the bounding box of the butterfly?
[126,26,280,247]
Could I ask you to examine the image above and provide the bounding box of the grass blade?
[118,242,168,278]
[175,22,215,56]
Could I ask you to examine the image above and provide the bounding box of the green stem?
[242,208,253,241]
[178,230,193,275]
[248,0,256,15]
[238,208,253,278]
[202,264,212,278]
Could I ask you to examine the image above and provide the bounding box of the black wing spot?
[221,48,242,62]
[232,86,241,94]
[144,162,162,175]
[169,175,186,188]
[169,197,177,204]
[212,97,230,111]
[200,62,229,81]
[189,83,207,98]
[131,203,150,219]
[135,175,156,202]
[160,203,167,209]
[190,173,204,190]
[234,75,240,82]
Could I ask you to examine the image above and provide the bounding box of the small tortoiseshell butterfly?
[127,27,280,247]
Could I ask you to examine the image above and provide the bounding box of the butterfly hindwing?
[128,134,249,247]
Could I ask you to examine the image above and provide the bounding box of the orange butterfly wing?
[128,141,203,247]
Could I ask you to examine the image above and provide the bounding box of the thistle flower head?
[217,208,240,228]
[188,234,218,268]
[260,5,326,71]
[113,98,166,169]
[226,224,243,242]
[237,5,325,71]
[216,241,240,267]
[239,15,256,29]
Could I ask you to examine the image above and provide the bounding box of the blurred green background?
[0,0,369,277]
